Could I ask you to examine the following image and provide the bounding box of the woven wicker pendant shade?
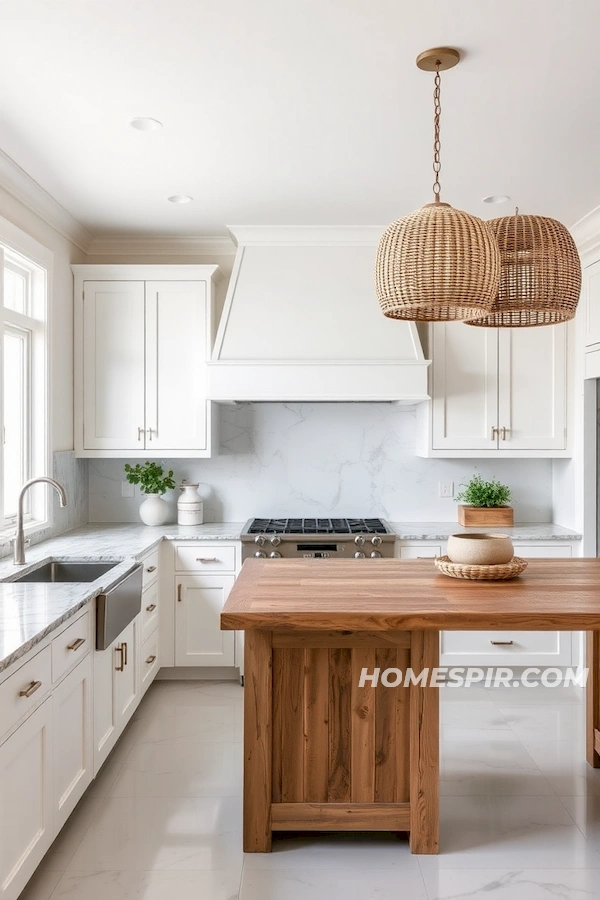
[376,201,501,321]
[466,214,582,327]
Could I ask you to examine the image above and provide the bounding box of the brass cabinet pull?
[500,426,509,441]
[177,583,182,602]
[122,641,128,666]
[146,603,157,612]
[115,645,125,671]
[147,428,154,441]
[146,565,157,573]
[196,557,219,563]
[491,426,498,440]
[137,426,144,442]
[146,655,157,665]
[19,680,42,698]
[490,640,514,645]
[67,637,86,651]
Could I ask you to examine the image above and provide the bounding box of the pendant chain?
[432,62,442,201]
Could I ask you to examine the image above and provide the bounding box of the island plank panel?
[224,558,600,855]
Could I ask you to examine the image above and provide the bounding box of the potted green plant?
[455,474,513,526]
[124,462,176,526]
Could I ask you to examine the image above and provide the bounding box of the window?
[1,247,47,530]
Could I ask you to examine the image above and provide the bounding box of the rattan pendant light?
[376,48,501,322]
[466,209,582,327]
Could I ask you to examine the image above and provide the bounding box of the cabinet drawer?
[441,630,572,665]
[175,544,237,572]
[141,581,160,644]
[52,610,91,683]
[141,631,159,695]
[142,550,159,589]
[513,544,572,559]
[399,545,442,559]
[0,646,52,740]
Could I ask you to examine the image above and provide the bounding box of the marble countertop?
[0,519,581,675]
[390,522,582,541]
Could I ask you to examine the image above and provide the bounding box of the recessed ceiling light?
[482,194,510,204]
[130,117,163,132]
[167,194,193,204]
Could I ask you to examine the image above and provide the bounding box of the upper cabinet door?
[497,324,567,450]
[82,281,146,450]
[584,259,600,348]
[145,281,208,452]
[431,322,499,451]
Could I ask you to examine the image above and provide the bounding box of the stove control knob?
[371,535,383,547]
[370,550,382,558]
[270,536,281,547]
[269,551,282,559]
[254,535,266,546]
[354,535,366,546]
[354,551,366,559]
[254,551,267,558]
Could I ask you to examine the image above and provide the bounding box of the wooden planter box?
[457,505,514,527]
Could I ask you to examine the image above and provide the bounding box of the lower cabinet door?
[53,655,93,832]
[0,699,53,900]
[115,619,140,724]
[93,639,119,775]
[141,630,160,696]
[175,574,235,666]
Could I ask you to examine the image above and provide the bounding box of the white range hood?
[207,227,430,403]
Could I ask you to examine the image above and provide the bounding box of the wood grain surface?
[222,558,600,631]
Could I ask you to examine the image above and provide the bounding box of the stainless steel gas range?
[240,518,396,561]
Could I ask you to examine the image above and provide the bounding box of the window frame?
[0,218,51,537]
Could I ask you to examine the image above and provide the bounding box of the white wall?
[0,185,85,450]
[89,403,554,523]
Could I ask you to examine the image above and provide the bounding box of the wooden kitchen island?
[221,558,600,855]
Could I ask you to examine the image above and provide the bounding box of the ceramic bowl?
[446,533,514,566]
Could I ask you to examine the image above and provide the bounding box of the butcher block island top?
[222,557,600,857]
[221,557,600,631]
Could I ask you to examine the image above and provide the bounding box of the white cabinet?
[584,258,600,348]
[73,265,221,458]
[419,321,569,456]
[175,574,236,666]
[93,615,140,774]
[53,654,93,832]
[0,699,53,900]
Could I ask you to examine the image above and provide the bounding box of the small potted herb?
[456,474,513,526]
[124,462,176,526]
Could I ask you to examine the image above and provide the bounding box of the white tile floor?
[19,679,600,900]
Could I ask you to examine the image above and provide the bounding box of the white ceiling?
[0,0,598,237]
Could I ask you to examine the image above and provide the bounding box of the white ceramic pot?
[446,533,514,566]
[139,492,170,526]
[177,483,204,525]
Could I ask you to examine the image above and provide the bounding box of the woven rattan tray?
[434,555,528,581]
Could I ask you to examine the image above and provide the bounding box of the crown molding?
[86,234,236,257]
[570,204,600,257]
[227,225,385,246]
[0,147,94,252]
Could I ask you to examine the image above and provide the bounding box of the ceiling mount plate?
[416,47,460,72]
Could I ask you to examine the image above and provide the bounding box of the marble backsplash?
[0,450,89,559]
[89,403,554,524]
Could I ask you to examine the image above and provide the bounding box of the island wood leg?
[586,631,600,768]
[409,630,439,854]
[244,629,273,851]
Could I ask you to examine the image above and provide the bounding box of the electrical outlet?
[121,481,135,498]
[439,481,454,499]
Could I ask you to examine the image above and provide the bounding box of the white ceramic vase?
[177,483,204,525]
[139,492,170,526]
